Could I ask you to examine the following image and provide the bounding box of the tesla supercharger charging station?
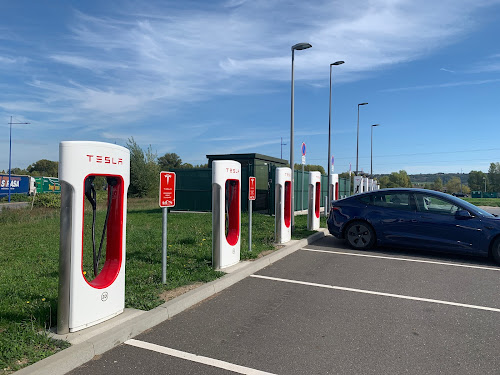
[354,176,363,194]
[329,173,339,201]
[212,160,241,270]
[307,171,321,230]
[368,178,374,191]
[57,141,130,334]
[362,177,369,193]
[275,167,292,244]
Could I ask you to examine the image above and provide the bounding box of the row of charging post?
[56,142,329,334]
[353,176,380,194]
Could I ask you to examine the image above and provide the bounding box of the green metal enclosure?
[171,153,350,213]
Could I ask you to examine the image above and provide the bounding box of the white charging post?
[275,167,292,244]
[57,141,130,334]
[212,160,241,270]
[307,171,321,230]
[354,176,362,194]
[329,173,339,202]
[362,177,369,193]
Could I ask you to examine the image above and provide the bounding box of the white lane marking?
[301,248,500,272]
[125,339,277,375]
[250,274,500,313]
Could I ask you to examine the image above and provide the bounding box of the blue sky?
[1,0,500,175]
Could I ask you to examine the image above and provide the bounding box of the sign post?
[159,171,176,284]
[301,142,306,211]
[248,177,256,252]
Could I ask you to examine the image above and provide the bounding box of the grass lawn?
[463,197,500,207]
[0,198,324,373]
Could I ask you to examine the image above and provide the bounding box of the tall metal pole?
[328,67,332,209]
[356,103,368,175]
[371,125,373,177]
[370,124,379,177]
[327,61,344,211]
[290,43,311,231]
[8,117,12,202]
[162,207,167,284]
[7,116,30,203]
[280,137,287,159]
[290,48,295,230]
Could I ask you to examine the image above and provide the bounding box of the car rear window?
[358,193,413,211]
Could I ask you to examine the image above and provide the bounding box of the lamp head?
[359,102,368,106]
[292,43,312,51]
[331,61,345,66]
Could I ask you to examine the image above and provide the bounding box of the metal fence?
[172,167,350,213]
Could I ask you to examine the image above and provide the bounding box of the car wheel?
[345,221,376,250]
[491,237,500,265]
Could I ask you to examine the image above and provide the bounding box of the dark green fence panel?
[171,167,351,213]
[339,178,351,198]
[171,168,212,211]
[471,191,498,198]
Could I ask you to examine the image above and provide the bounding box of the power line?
[306,147,500,162]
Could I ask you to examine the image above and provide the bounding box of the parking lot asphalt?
[66,234,500,375]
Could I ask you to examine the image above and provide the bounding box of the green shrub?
[33,193,61,208]
[0,193,31,202]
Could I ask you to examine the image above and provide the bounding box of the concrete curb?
[17,229,328,375]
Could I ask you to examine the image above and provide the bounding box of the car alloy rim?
[348,224,370,247]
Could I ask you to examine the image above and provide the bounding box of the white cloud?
[2,0,500,171]
[35,0,499,119]
[380,78,500,92]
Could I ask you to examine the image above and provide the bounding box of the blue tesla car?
[327,188,500,263]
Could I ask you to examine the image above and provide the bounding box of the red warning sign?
[159,172,176,207]
[249,177,256,201]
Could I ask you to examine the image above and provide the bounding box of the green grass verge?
[0,200,325,373]
[463,197,500,207]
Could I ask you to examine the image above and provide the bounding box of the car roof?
[345,188,456,200]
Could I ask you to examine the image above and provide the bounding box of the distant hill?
[374,173,469,187]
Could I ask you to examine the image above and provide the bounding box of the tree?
[27,159,59,177]
[10,167,29,175]
[382,170,412,188]
[488,162,500,192]
[294,164,326,175]
[446,177,462,194]
[431,177,443,191]
[468,170,486,192]
[158,153,182,171]
[378,175,390,189]
[126,137,159,197]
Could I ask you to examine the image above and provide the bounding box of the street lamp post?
[280,137,287,159]
[327,61,344,211]
[356,102,368,175]
[290,42,312,231]
[7,116,30,203]
[370,124,380,177]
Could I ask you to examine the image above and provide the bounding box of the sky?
[1,0,500,176]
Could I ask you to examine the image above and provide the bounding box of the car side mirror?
[455,210,473,220]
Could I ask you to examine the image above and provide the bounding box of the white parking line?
[250,274,500,313]
[301,248,500,271]
[125,339,277,375]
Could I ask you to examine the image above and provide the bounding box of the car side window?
[372,193,412,211]
[415,193,460,216]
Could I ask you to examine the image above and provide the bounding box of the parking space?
[70,235,500,374]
